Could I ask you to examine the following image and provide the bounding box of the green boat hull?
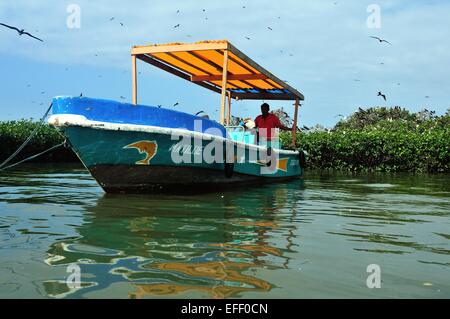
[59,126,304,193]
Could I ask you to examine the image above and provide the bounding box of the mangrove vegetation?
[0,107,449,172]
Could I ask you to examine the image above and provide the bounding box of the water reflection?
[45,180,305,298]
[1,166,449,298]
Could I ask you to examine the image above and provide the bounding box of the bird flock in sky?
[0,2,434,117]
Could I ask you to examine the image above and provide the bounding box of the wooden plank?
[132,54,137,104]
[233,92,297,100]
[292,99,299,146]
[215,50,269,90]
[227,53,281,89]
[191,74,268,82]
[227,42,304,100]
[219,50,229,125]
[136,54,222,94]
[165,52,213,76]
[131,42,229,55]
[186,51,223,72]
[227,91,232,125]
[187,50,253,89]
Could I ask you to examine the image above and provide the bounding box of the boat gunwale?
[48,114,300,156]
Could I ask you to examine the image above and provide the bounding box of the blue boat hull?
[50,97,304,193]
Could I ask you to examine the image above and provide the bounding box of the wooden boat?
[48,40,306,193]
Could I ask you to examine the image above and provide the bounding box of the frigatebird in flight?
[0,23,43,42]
[370,36,392,45]
[377,91,387,101]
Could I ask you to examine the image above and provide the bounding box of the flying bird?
[173,102,179,107]
[119,22,124,27]
[109,17,115,21]
[245,36,251,40]
[0,23,43,42]
[119,96,126,100]
[267,27,273,31]
[80,93,83,97]
[377,91,387,101]
[370,36,392,45]
[174,24,180,28]
[195,111,205,116]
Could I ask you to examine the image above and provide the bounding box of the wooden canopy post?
[292,98,299,146]
[226,91,232,126]
[219,50,229,125]
[132,54,137,105]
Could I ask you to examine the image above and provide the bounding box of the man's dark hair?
[261,103,270,109]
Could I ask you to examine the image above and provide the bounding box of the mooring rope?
[0,141,66,171]
[0,103,56,171]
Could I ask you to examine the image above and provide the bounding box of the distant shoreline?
[1,106,449,173]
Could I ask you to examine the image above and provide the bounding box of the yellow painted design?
[253,158,289,172]
[277,158,289,172]
[123,140,158,165]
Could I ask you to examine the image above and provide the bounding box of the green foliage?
[1,107,449,172]
[0,120,77,163]
[280,107,450,173]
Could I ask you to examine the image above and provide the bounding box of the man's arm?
[278,124,292,131]
[275,116,291,131]
[253,116,260,129]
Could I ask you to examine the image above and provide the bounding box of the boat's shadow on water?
[43,178,307,298]
[101,177,306,196]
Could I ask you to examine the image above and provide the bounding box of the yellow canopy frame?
[130,40,304,146]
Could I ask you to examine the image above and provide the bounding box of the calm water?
[0,164,449,299]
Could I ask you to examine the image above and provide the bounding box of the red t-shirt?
[255,113,282,140]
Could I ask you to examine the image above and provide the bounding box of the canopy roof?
[131,40,304,101]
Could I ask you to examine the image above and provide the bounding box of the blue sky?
[0,0,449,127]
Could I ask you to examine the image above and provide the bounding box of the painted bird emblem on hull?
[123,140,158,165]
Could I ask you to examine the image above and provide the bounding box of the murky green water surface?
[0,164,449,298]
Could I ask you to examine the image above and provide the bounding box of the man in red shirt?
[254,103,291,145]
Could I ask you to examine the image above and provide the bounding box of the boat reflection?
[45,180,305,298]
